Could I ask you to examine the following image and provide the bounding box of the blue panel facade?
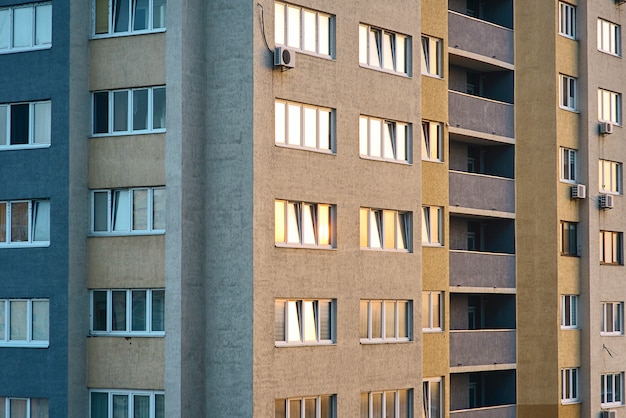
[0,1,72,416]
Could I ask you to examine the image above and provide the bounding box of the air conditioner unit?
[571,184,586,199]
[274,47,296,69]
[600,122,614,135]
[602,410,616,418]
[616,0,626,5]
[600,194,615,209]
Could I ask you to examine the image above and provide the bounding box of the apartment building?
[0,0,625,417]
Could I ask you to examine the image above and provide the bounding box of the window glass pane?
[383,210,396,249]
[33,102,51,144]
[383,32,394,70]
[10,202,29,243]
[303,106,317,148]
[304,398,316,418]
[274,3,285,45]
[132,189,148,230]
[319,109,330,150]
[94,92,110,134]
[318,204,330,246]
[360,393,369,417]
[32,200,50,242]
[360,300,368,338]
[9,399,27,418]
[360,208,368,247]
[301,204,316,245]
[396,35,406,74]
[359,117,368,156]
[0,10,9,49]
[13,7,33,48]
[369,29,381,67]
[95,0,109,34]
[319,300,331,340]
[32,300,49,341]
[133,395,150,418]
[385,302,395,338]
[113,190,130,231]
[0,105,6,145]
[303,10,316,52]
[152,87,166,129]
[397,212,408,250]
[91,392,109,418]
[287,104,301,145]
[152,188,166,230]
[35,4,52,45]
[275,300,285,342]
[275,201,285,243]
[430,382,441,418]
[302,301,316,341]
[372,393,383,418]
[155,394,165,418]
[398,301,408,338]
[286,6,300,48]
[422,293,430,329]
[0,300,5,340]
[275,102,285,144]
[132,0,149,31]
[114,0,130,32]
[289,400,301,418]
[383,122,394,159]
[275,399,286,418]
[320,396,332,418]
[94,192,109,232]
[370,119,381,157]
[385,392,396,418]
[10,104,30,145]
[113,91,129,132]
[132,89,149,131]
[9,301,26,340]
[286,301,301,342]
[397,123,406,161]
[359,25,367,64]
[113,394,129,418]
[153,0,166,29]
[398,390,409,418]
[93,291,108,331]
[112,291,127,331]
[30,398,48,418]
[131,290,147,331]
[432,293,441,328]
[369,210,382,248]
[0,202,6,242]
[151,290,165,332]
[286,202,300,244]
[319,15,329,55]
[371,301,382,338]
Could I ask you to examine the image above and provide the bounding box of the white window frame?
[275,299,335,346]
[598,18,621,56]
[601,302,624,336]
[274,200,335,248]
[0,3,52,54]
[92,0,167,37]
[601,372,624,407]
[90,187,166,235]
[274,2,334,58]
[359,115,411,163]
[421,121,443,162]
[560,295,578,329]
[600,230,623,265]
[561,368,579,404]
[0,397,48,418]
[422,206,442,246]
[423,379,442,418]
[598,89,621,125]
[89,289,165,336]
[359,24,411,76]
[559,74,577,111]
[274,100,335,153]
[0,101,51,150]
[422,292,442,332]
[89,390,164,418]
[0,299,49,348]
[0,200,51,248]
[361,389,412,418]
[275,395,336,418]
[558,2,576,39]
[561,221,579,256]
[92,87,166,136]
[560,148,576,183]
[599,159,622,195]
[421,35,442,77]
[360,207,412,252]
[360,299,412,343]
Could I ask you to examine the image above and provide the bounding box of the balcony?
[450,330,516,367]
[449,11,514,65]
[449,91,514,138]
[450,251,515,288]
[450,405,516,418]
[449,171,514,213]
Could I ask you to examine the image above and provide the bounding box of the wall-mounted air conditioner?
[571,184,586,199]
[600,194,615,209]
[602,410,616,418]
[600,122,614,135]
[274,47,296,69]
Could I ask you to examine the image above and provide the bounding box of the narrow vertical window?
[558,2,576,39]
[422,206,442,245]
[561,295,578,329]
[421,35,442,77]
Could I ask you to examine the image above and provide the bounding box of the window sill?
[598,50,621,58]
[90,28,167,40]
[601,403,625,408]
[89,333,165,337]
[599,120,621,127]
[0,342,49,348]
[359,64,411,78]
[423,243,444,248]
[360,247,411,253]
[600,190,622,196]
[275,341,335,348]
[560,253,580,257]
[422,329,443,333]
[600,262,623,266]
[600,332,624,336]
[422,158,444,164]
[275,143,335,155]
[275,243,336,250]
[560,179,577,184]
[560,326,579,330]
[91,129,166,139]
[421,72,444,80]
[89,231,165,237]
[360,339,412,344]
[0,242,50,249]
[561,399,580,405]
[0,144,51,151]
[0,44,51,55]
[559,105,578,113]
[359,155,412,165]
[558,34,576,41]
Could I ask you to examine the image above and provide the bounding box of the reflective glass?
[13,7,33,48]
[35,4,52,45]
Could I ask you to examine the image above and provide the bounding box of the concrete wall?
[449,91,514,138]
[448,11,514,64]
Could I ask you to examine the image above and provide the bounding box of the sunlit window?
[421,121,442,162]
[275,395,336,418]
[600,230,623,265]
[359,24,410,75]
[422,292,442,332]
[560,295,578,329]
[599,159,622,194]
[93,0,166,36]
[359,115,410,163]
[274,2,333,57]
[422,206,442,245]
[360,389,412,418]
[360,299,411,342]
[275,100,334,153]
[558,2,576,39]
[601,302,624,335]
[275,200,334,248]
[598,89,621,125]
[601,372,624,407]
[421,35,442,77]
[597,18,620,56]
[360,207,411,251]
[275,299,334,345]
[423,380,442,418]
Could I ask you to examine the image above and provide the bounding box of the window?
[421,121,442,162]
[601,302,624,335]
[92,87,166,135]
[93,0,166,36]
[560,148,576,182]
[275,100,334,153]
[90,289,164,335]
[360,389,412,418]
[0,398,48,418]
[422,292,442,332]
[558,2,576,39]
[601,372,624,407]
[275,299,334,345]
[0,101,51,149]
[90,390,164,418]
[275,395,336,418]
[360,300,411,342]
[0,3,52,53]
[421,36,442,77]
[274,2,333,57]
[598,89,621,124]
[599,159,622,194]
[0,200,50,247]
[274,200,335,248]
[561,368,579,403]
[560,75,577,111]
[0,299,48,348]
[359,115,410,163]
[600,231,623,265]
[359,24,410,75]
[422,207,442,246]
[360,208,411,251]
[91,188,165,235]
[561,295,578,329]
[598,19,620,56]
[422,379,442,418]
[560,221,578,256]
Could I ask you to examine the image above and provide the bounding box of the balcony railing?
[450,250,515,288]
[450,404,516,418]
[449,11,514,65]
[449,171,514,213]
[449,91,514,138]
[450,330,516,367]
